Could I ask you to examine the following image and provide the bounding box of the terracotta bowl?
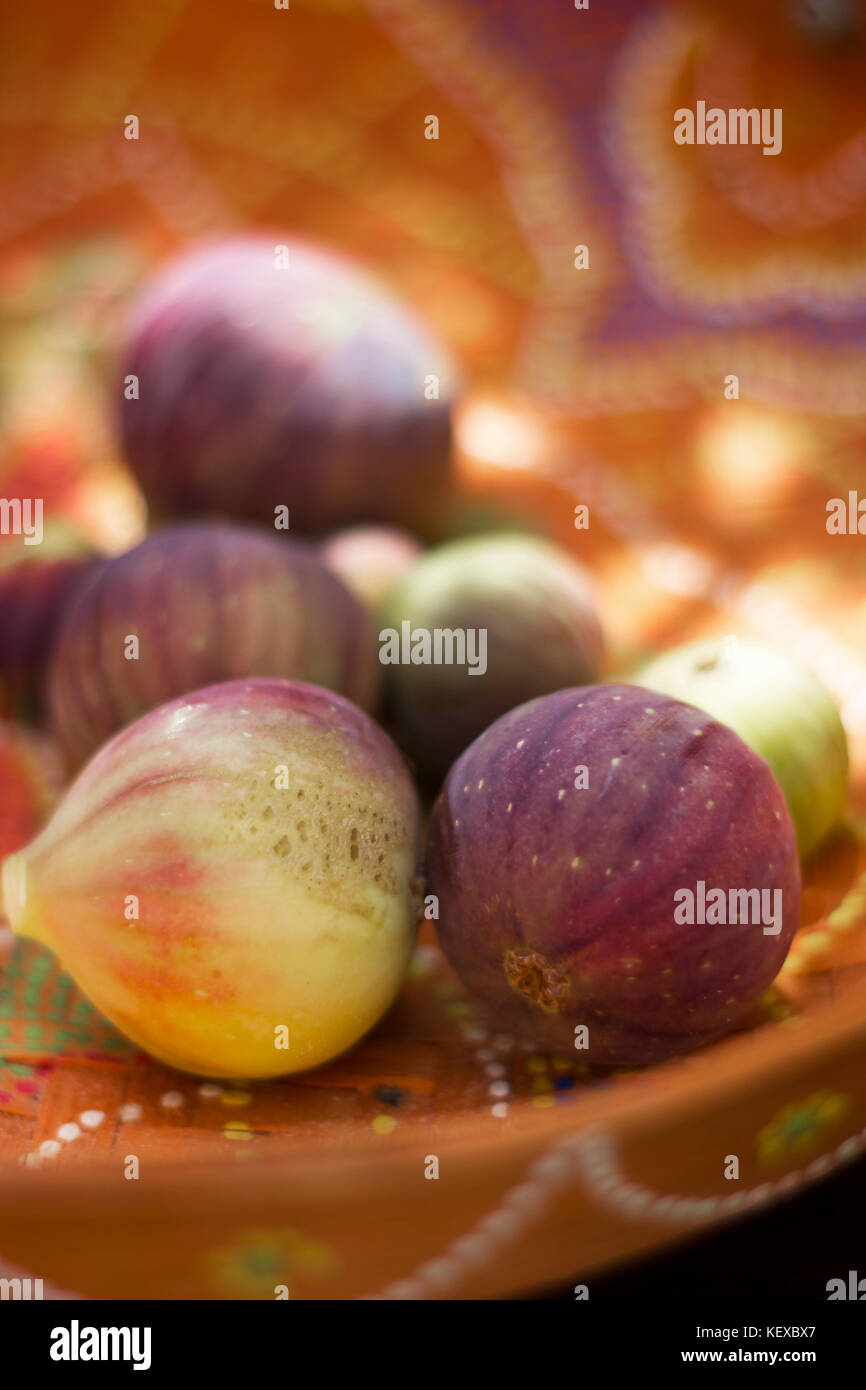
[0,813,865,1301]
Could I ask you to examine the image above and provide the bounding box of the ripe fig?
[0,521,94,718]
[47,521,380,768]
[635,636,849,858]
[427,685,800,1065]
[0,721,63,968]
[118,236,457,535]
[2,679,421,1077]
[381,533,604,784]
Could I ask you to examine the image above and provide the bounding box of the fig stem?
[503,947,570,1013]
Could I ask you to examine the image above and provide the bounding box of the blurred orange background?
[1,0,865,748]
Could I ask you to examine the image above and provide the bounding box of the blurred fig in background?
[321,525,422,618]
[381,532,604,785]
[2,679,422,1077]
[118,237,458,536]
[0,521,94,719]
[47,521,380,769]
[635,636,849,858]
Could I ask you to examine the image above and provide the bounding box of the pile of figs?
[0,237,850,1080]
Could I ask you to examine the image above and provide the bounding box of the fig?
[321,526,422,617]
[0,722,64,864]
[635,636,849,858]
[0,722,64,967]
[2,679,421,1078]
[46,521,380,769]
[0,521,94,718]
[118,236,457,535]
[427,685,800,1065]
[381,533,604,784]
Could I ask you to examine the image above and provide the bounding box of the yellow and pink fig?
[2,679,421,1078]
[0,721,64,971]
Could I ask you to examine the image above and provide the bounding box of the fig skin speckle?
[427,685,801,1066]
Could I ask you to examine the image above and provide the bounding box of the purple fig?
[427,685,800,1065]
[2,679,422,1077]
[0,521,94,718]
[47,521,380,769]
[118,236,457,535]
